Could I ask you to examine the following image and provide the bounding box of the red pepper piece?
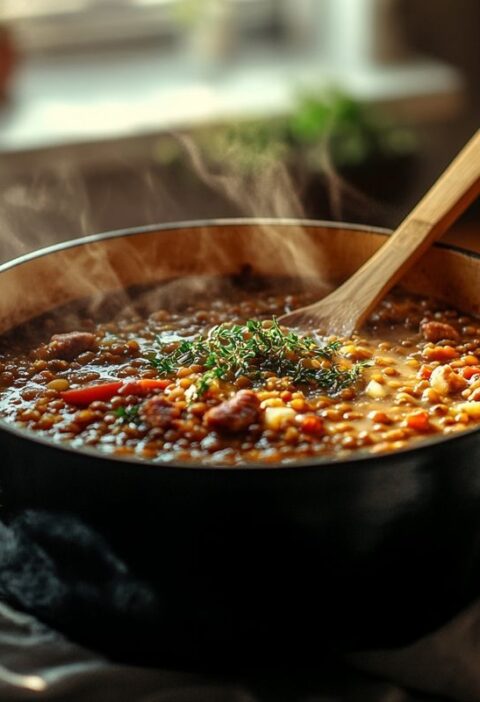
[61,378,171,406]
[406,411,431,432]
[61,381,123,406]
[462,366,480,380]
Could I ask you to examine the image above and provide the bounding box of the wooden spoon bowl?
[279,130,480,336]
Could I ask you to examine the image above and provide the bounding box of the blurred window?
[0,0,283,54]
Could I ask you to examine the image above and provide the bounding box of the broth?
[1,279,479,465]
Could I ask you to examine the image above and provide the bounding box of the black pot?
[1,219,480,663]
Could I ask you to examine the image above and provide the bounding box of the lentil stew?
[1,279,480,466]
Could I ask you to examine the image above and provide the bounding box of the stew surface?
[1,281,480,465]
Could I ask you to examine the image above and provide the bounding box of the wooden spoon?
[279,130,480,337]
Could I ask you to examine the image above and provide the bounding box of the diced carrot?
[62,378,170,406]
[299,414,324,436]
[418,364,433,380]
[405,411,431,432]
[422,346,459,361]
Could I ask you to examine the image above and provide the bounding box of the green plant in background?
[154,89,416,176]
[201,121,288,174]
[154,120,287,175]
[287,90,417,169]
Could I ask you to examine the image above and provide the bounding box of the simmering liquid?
[1,282,479,465]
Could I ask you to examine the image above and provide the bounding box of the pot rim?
[1,217,479,473]
[3,217,480,274]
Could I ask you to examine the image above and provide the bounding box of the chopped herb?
[150,317,365,396]
[114,405,140,424]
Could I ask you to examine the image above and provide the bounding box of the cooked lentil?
[1,283,480,465]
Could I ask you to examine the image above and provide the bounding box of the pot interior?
[0,220,479,334]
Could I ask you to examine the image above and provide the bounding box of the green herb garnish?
[150,318,365,396]
[114,405,140,424]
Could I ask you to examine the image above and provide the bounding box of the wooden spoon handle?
[335,130,480,327]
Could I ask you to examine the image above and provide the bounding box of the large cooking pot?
[1,219,480,664]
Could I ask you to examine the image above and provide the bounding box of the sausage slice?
[203,389,260,433]
[420,321,459,342]
[35,331,97,361]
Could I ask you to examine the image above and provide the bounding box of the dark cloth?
[0,511,479,701]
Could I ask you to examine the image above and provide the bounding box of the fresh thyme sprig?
[150,317,365,396]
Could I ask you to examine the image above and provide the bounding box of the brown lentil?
[1,287,480,465]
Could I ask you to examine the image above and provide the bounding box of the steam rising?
[0,164,94,262]
[177,131,305,219]
[315,139,379,223]
[0,131,343,335]
[176,130,331,294]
